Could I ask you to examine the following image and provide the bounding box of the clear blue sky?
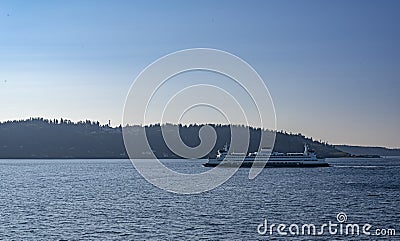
[0,0,399,148]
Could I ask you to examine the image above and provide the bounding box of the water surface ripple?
[0,158,399,240]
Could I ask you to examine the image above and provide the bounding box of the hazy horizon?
[1,1,399,148]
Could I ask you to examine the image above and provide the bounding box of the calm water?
[0,158,399,240]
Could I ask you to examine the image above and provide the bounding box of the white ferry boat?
[203,144,329,167]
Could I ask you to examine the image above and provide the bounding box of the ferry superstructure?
[203,144,329,167]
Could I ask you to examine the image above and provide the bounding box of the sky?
[0,0,399,148]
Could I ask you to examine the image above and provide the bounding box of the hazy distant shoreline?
[335,145,400,157]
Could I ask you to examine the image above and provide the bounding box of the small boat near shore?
[203,144,330,168]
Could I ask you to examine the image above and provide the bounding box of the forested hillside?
[0,118,349,159]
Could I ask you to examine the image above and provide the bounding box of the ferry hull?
[203,160,330,168]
